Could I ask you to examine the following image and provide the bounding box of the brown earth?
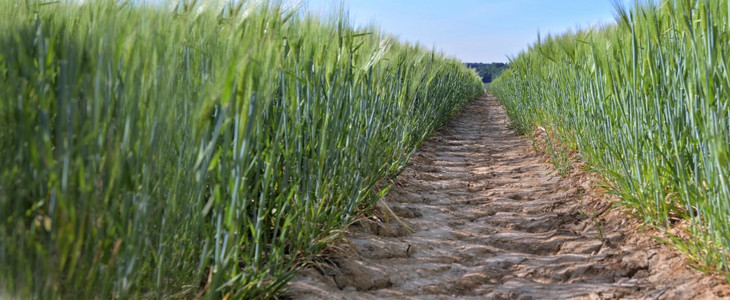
[283,94,730,299]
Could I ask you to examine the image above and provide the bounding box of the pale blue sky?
[304,0,629,63]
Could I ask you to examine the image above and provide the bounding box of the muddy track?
[284,95,730,299]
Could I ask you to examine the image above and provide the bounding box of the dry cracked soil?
[283,95,730,299]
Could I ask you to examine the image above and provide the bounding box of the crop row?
[0,1,485,298]
[492,0,730,280]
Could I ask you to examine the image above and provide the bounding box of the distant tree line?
[465,62,509,83]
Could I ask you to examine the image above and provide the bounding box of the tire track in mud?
[284,95,730,299]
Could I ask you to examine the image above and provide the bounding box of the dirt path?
[284,95,730,299]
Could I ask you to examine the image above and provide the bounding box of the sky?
[303,0,628,63]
